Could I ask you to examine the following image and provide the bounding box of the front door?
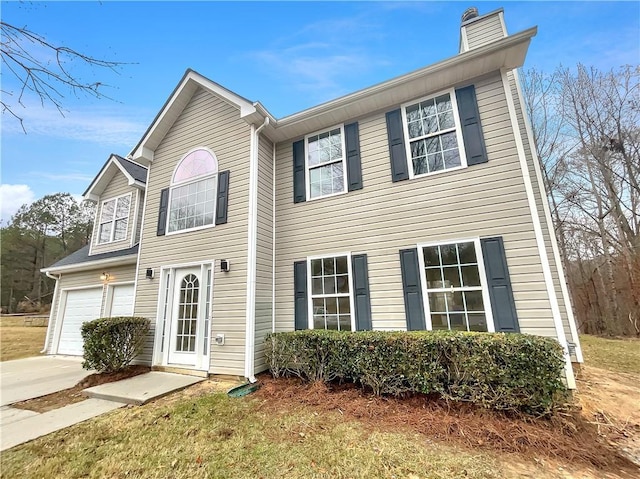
[168,267,204,366]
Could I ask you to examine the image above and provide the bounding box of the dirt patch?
[13,365,150,413]
[254,374,639,477]
[576,366,640,467]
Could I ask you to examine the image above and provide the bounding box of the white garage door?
[58,287,103,356]
[109,284,134,317]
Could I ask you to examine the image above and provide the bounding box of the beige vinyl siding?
[133,86,251,376]
[254,135,274,374]
[90,173,139,255]
[46,263,136,354]
[274,73,559,340]
[464,13,505,49]
[506,70,578,357]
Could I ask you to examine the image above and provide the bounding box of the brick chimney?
[459,7,507,53]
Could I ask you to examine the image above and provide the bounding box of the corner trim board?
[500,69,575,389]
[511,68,583,362]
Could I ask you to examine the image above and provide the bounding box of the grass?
[580,334,640,374]
[2,325,637,478]
[0,317,47,362]
[1,391,502,479]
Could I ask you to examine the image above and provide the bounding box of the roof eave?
[41,254,138,274]
[268,26,537,142]
[83,154,144,200]
[130,70,266,163]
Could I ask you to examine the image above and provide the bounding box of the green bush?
[81,316,150,373]
[266,330,568,415]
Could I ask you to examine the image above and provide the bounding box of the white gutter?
[272,141,276,334]
[244,117,269,382]
[275,27,536,129]
[41,271,60,353]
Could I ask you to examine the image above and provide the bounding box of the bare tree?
[522,64,640,336]
[1,21,129,131]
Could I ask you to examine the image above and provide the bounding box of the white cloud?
[1,102,148,147]
[32,172,95,182]
[252,47,381,100]
[0,184,35,224]
[249,15,390,103]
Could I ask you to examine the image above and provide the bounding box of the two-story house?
[42,7,583,388]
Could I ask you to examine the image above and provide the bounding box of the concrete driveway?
[0,356,91,406]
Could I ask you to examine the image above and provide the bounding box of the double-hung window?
[305,125,347,200]
[168,148,218,234]
[308,254,353,331]
[402,89,466,177]
[97,194,130,244]
[418,239,493,332]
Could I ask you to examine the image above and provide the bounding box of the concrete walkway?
[1,368,204,451]
[83,371,204,405]
[1,399,124,451]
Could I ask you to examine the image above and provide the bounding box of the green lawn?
[1,392,502,479]
[3,330,637,478]
[580,334,640,374]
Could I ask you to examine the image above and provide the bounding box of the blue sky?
[1,1,638,222]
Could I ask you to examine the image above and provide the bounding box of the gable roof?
[128,25,536,161]
[83,154,147,201]
[42,244,139,273]
[129,69,270,163]
[115,155,147,183]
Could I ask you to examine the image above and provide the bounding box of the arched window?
[168,148,218,233]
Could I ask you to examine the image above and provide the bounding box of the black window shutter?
[294,260,308,330]
[480,237,520,333]
[351,254,372,330]
[344,122,363,191]
[292,140,306,203]
[215,170,230,225]
[156,188,169,236]
[385,109,409,182]
[399,248,426,330]
[455,85,488,166]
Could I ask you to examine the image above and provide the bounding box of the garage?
[108,284,135,317]
[57,287,103,356]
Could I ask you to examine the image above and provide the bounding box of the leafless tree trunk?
[522,64,639,336]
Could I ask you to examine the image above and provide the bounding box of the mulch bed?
[254,374,639,476]
[13,365,150,413]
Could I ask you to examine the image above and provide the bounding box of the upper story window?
[402,89,467,178]
[418,240,491,332]
[168,148,218,234]
[97,193,131,244]
[305,125,347,200]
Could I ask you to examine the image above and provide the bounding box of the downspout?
[272,141,276,334]
[244,116,269,382]
[41,271,60,353]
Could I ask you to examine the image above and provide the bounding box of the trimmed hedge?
[81,316,150,373]
[266,330,568,415]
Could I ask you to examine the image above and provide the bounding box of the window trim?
[96,192,132,245]
[166,147,218,236]
[401,88,468,180]
[304,124,348,201]
[416,237,495,332]
[306,252,356,331]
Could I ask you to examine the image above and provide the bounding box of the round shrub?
[81,316,150,373]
